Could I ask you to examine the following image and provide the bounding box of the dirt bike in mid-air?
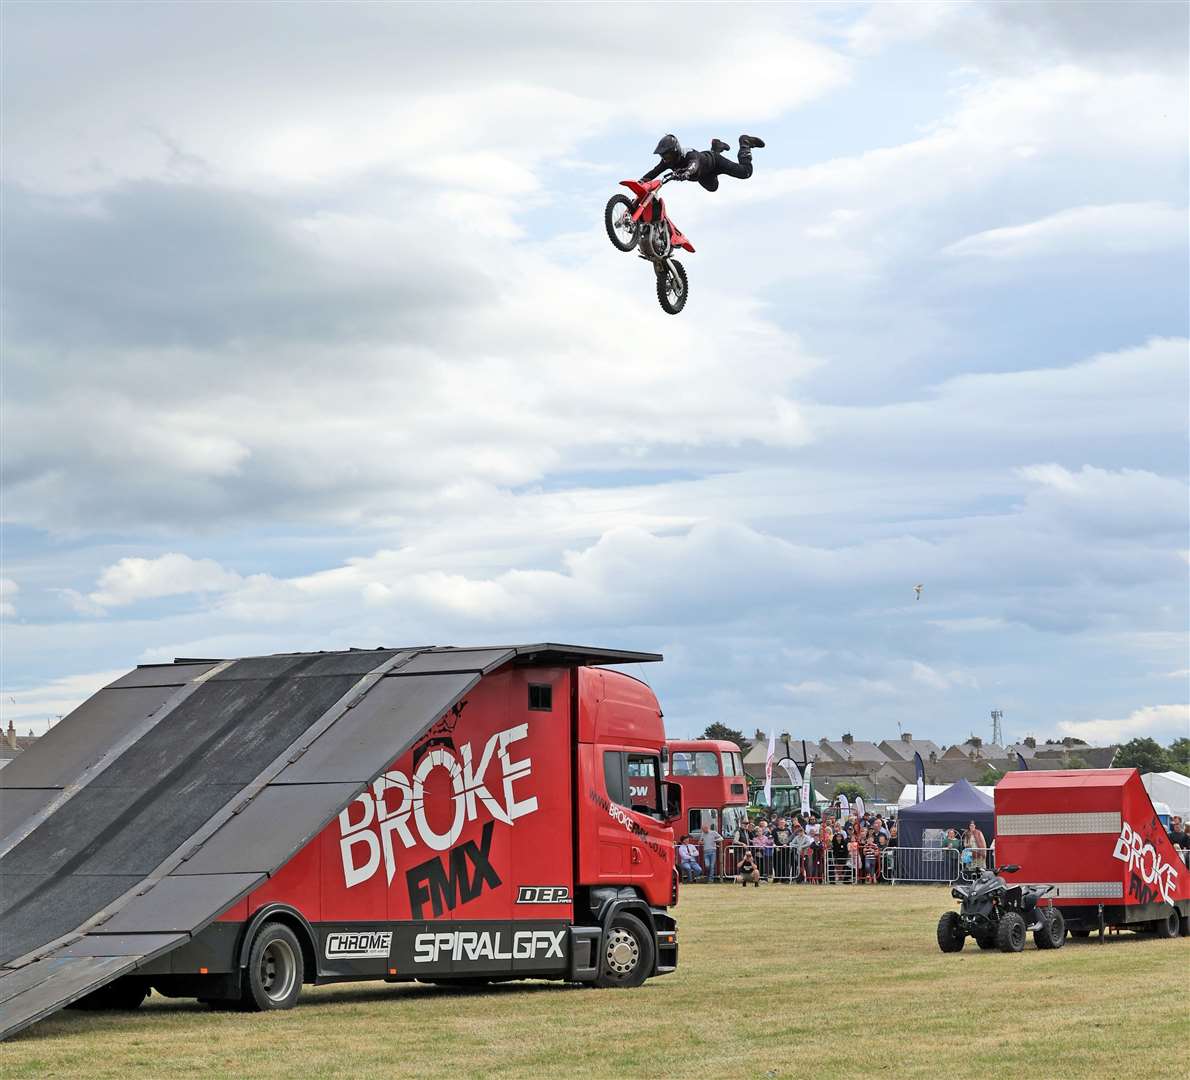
[604,173,694,314]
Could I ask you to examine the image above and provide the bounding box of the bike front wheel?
[656,259,688,315]
[604,195,639,252]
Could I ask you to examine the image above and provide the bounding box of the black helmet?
[653,134,683,166]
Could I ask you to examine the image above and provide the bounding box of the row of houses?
[0,721,40,770]
[741,731,1119,803]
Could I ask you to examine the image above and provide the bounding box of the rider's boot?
[711,138,730,154]
[739,135,766,149]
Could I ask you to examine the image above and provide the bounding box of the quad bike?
[604,174,694,315]
[937,864,1066,953]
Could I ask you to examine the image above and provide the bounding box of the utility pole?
[990,709,1004,746]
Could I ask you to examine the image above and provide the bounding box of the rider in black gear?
[641,133,765,192]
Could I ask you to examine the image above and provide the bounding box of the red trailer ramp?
[995,768,1190,935]
[0,643,658,1039]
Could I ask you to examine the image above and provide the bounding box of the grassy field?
[3,885,1187,1078]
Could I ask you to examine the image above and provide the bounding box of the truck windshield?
[670,751,721,776]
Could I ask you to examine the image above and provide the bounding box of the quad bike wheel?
[1034,908,1066,949]
[657,259,688,315]
[936,911,965,953]
[974,932,997,950]
[1069,929,1091,939]
[604,195,639,252]
[996,911,1026,953]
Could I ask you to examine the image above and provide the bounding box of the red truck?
[116,659,679,1010]
[995,768,1189,938]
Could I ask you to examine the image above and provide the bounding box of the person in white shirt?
[677,837,703,882]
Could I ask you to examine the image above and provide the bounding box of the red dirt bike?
[604,173,694,314]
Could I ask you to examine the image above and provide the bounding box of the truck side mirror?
[663,781,682,821]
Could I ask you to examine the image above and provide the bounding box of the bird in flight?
[913,584,924,601]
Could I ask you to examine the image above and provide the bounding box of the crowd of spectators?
[674,810,1005,885]
[676,809,902,885]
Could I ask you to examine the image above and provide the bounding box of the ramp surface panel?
[275,671,478,783]
[174,783,359,875]
[105,663,221,689]
[0,687,179,791]
[99,874,264,934]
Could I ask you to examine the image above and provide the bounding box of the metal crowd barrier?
[884,845,961,884]
[688,843,969,885]
[707,843,896,884]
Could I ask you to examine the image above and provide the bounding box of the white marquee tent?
[1142,771,1190,818]
[896,783,995,810]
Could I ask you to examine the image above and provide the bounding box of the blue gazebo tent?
[896,778,995,849]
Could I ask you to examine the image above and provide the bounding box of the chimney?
[842,733,853,746]
[5,720,16,751]
[901,732,912,742]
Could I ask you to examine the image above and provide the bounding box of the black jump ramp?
[0,643,659,1039]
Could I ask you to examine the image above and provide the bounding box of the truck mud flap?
[567,926,601,982]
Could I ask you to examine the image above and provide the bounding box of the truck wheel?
[243,922,304,1011]
[1035,909,1065,949]
[595,914,654,988]
[996,912,1026,953]
[936,912,965,953]
[1153,906,1180,939]
[68,977,148,1011]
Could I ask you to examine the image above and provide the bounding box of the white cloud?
[910,661,979,691]
[783,680,832,696]
[943,202,1186,260]
[0,579,18,618]
[1058,703,1190,743]
[89,553,243,608]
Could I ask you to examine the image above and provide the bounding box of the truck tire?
[67,977,148,1011]
[243,921,304,1011]
[1034,908,1065,949]
[595,914,654,988]
[936,911,965,953]
[996,912,1026,953]
[1153,906,1180,939]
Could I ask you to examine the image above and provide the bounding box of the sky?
[2,1,1187,748]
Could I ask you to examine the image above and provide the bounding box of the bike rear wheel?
[604,195,639,251]
[656,259,688,315]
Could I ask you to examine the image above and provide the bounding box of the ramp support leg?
[1097,903,1104,944]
